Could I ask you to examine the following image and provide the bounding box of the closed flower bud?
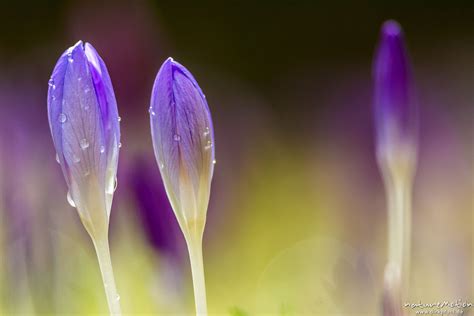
[47,41,120,236]
[373,20,418,172]
[149,58,215,239]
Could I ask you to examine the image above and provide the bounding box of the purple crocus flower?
[149,58,215,237]
[373,20,418,164]
[47,41,120,234]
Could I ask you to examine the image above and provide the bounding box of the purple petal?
[150,58,215,224]
[373,20,418,153]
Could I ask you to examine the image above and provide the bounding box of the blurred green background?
[0,0,472,315]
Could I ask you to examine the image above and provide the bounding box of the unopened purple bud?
[149,58,215,235]
[373,20,418,164]
[47,41,120,232]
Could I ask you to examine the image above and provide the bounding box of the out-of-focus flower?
[128,156,183,258]
[374,21,418,313]
[373,20,418,170]
[47,41,120,236]
[149,57,215,239]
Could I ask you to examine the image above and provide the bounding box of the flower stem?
[186,235,208,316]
[93,235,122,316]
[385,172,413,296]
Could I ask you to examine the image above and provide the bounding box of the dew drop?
[213,159,217,165]
[205,140,213,150]
[118,142,122,149]
[58,113,67,123]
[66,191,76,208]
[48,79,56,89]
[173,134,181,142]
[116,295,121,301]
[100,145,105,153]
[80,138,89,150]
[159,162,164,169]
[84,87,90,94]
[149,107,156,116]
[106,178,118,194]
[67,52,74,63]
[203,127,210,136]
[73,154,81,163]
[55,153,60,164]
[118,116,121,122]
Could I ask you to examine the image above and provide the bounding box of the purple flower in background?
[129,156,184,258]
[149,57,215,237]
[47,41,121,234]
[373,20,418,164]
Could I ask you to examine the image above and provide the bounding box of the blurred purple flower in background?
[47,41,121,235]
[128,156,184,258]
[373,20,418,165]
[373,20,419,316]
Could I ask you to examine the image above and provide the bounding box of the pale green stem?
[385,172,413,296]
[93,235,122,316]
[186,235,208,316]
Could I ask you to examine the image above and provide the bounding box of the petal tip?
[381,20,403,38]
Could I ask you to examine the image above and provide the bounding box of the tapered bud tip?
[381,20,403,38]
[84,43,102,75]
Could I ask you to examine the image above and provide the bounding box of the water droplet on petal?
[149,107,156,116]
[58,113,67,123]
[205,140,213,150]
[73,154,81,163]
[106,177,118,194]
[100,145,105,153]
[67,191,76,208]
[68,53,74,63]
[213,159,217,165]
[159,161,164,169]
[118,142,122,149]
[118,116,121,122]
[116,295,120,301]
[203,127,210,136]
[55,153,60,163]
[84,88,90,94]
[80,138,89,150]
[48,79,56,89]
[173,134,181,142]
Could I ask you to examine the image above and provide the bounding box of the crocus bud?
[373,20,418,172]
[149,58,215,239]
[47,41,120,236]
